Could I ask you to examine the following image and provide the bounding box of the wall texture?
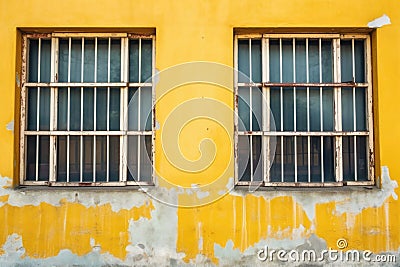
[0,0,399,266]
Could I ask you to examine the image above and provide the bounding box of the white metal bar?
[35,38,41,181]
[319,39,324,183]
[150,36,156,183]
[49,37,58,183]
[80,38,84,182]
[249,39,253,132]
[365,35,374,183]
[281,136,284,182]
[321,136,324,183]
[20,35,28,184]
[250,136,254,182]
[237,131,369,136]
[52,33,128,38]
[234,35,240,184]
[262,37,270,182]
[293,38,297,183]
[279,38,284,182]
[333,38,343,182]
[262,34,340,39]
[120,37,128,182]
[352,39,357,181]
[306,38,311,183]
[138,38,142,83]
[106,38,111,182]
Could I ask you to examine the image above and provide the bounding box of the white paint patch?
[368,14,391,28]
[196,190,209,199]
[6,120,14,132]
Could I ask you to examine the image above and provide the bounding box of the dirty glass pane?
[322,87,334,131]
[295,39,306,83]
[356,88,367,131]
[238,39,250,83]
[283,87,294,131]
[69,136,80,182]
[140,135,153,182]
[238,135,250,181]
[323,136,335,182]
[309,88,321,131]
[96,136,107,182]
[40,39,51,83]
[310,136,322,182]
[308,39,320,83]
[70,88,81,131]
[342,88,354,131]
[71,39,83,82]
[127,135,138,181]
[321,40,333,83]
[128,87,139,131]
[58,39,69,83]
[282,39,293,83]
[27,88,38,131]
[283,136,295,182]
[38,136,50,181]
[129,40,139,82]
[251,39,262,83]
[269,39,280,83]
[28,39,39,82]
[109,88,120,131]
[238,87,250,131]
[83,88,94,130]
[26,136,37,181]
[343,136,355,181]
[270,136,281,182]
[82,136,93,182]
[252,136,262,181]
[96,88,107,131]
[97,39,108,83]
[141,39,153,82]
[110,39,121,82]
[252,87,262,131]
[354,40,365,83]
[109,136,120,182]
[296,87,307,131]
[270,87,281,130]
[296,136,308,182]
[341,40,353,82]
[57,136,67,182]
[357,136,368,181]
[39,87,50,131]
[58,88,69,131]
[83,39,95,82]
[140,87,152,131]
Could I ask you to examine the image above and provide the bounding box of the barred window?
[20,32,155,186]
[235,33,374,186]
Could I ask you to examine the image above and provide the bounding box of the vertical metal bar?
[279,38,284,182]
[293,38,297,183]
[306,38,311,183]
[151,36,156,183]
[333,38,343,182]
[67,38,71,182]
[49,37,58,183]
[80,37,84,182]
[262,37,270,182]
[35,38,41,181]
[20,35,28,184]
[120,37,128,183]
[319,38,324,183]
[234,35,239,184]
[249,39,253,181]
[365,35,374,183]
[93,37,97,182]
[107,38,111,182]
[137,38,142,181]
[352,39,357,181]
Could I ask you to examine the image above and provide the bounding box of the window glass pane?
[83,136,93,181]
[129,40,139,82]
[26,135,37,181]
[57,136,67,182]
[309,88,321,131]
[127,135,138,181]
[283,136,295,182]
[69,136,81,182]
[252,136,262,181]
[140,87,152,131]
[96,39,108,83]
[354,40,365,83]
[283,87,294,131]
[357,136,368,181]
[128,87,139,131]
[321,40,333,83]
[28,39,39,82]
[96,88,107,130]
[252,87,262,131]
[310,137,322,182]
[270,136,281,182]
[341,40,353,82]
[296,87,307,131]
[295,39,306,83]
[27,88,38,131]
[58,39,69,82]
[323,136,335,182]
[296,136,308,182]
[109,136,120,182]
[356,88,366,131]
[40,39,51,83]
[83,39,95,82]
[342,87,354,131]
[38,136,50,181]
[251,40,262,83]
[308,39,320,83]
[238,135,250,182]
[140,135,152,182]
[322,87,334,131]
[282,39,293,83]
[343,136,355,181]
[70,87,81,131]
[96,136,107,182]
[57,87,67,130]
[83,88,94,130]
[238,39,250,83]
[109,88,120,131]
[269,39,280,83]
[39,87,50,131]
[238,87,250,131]
[110,39,121,82]
[141,39,153,82]
[71,39,83,82]
[270,87,281,130]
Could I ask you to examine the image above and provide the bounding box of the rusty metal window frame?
[234,33,374,187]
[20,32,155,186]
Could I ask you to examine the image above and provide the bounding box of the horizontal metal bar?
[262,33,341,38]
[263,182,344,187]
[49,182,126,186]
[52,33,128,38]
[237,82,368,87]
[24,131,125,135]
[127,33,155,39]
[128,83,153,87]
[236,34,263,39]
[345,181,374,186]
[126,131,153,135]
[126,181,155,186]
[20,181,50,186]
[238,131,370,136]
[340,34,369,39]
[25,82,128,87]
[25,33,52,38]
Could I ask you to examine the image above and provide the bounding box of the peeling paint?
[5,121,13,132]
[368,14,391,28]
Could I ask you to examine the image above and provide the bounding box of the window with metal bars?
[235,33,374,186]
[20,32,155,186]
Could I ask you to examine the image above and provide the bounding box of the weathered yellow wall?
[0,0,399,265]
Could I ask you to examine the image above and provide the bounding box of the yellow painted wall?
[0,0,400,265]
